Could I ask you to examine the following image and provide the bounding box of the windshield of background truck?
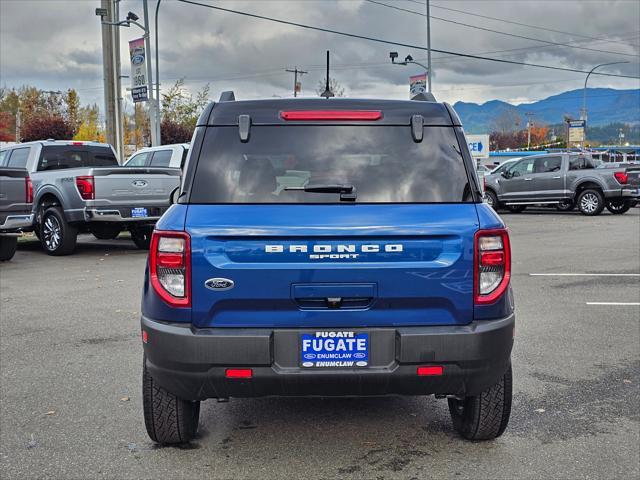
[190,125,472,203]
[37,145,118,171]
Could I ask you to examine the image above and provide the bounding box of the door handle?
[524,178,533,181]
[552,176,561,179]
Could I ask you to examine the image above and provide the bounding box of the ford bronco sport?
[141,93,515,443]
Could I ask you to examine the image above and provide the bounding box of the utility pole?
[100,0,118,156]
[425,0,432,93]
[285,67,308,97]
[526,112,534,149]
[113,0,125,161]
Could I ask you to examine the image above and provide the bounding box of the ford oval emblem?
[205,278,234,291]
[132,179,148,188]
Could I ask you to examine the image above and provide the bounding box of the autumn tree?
[0,111,13,141]
[74,104,104,142]
[21,115,75,142]
[161,79,210,137]
[161,119,192,144]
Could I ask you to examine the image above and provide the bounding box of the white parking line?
[530,273,640,277]
[586,302,640,306]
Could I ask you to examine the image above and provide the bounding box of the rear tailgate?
[187,204,478,329]
[625,166,640,190]
[0,167,30,224]
[91,167,181,210]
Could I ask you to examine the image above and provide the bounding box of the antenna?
[320,50,334,99]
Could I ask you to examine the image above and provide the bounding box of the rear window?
[37,145,118,171]
[190,126,472,203]
[6,147,30,168]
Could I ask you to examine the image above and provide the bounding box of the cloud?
[0,0,638,109]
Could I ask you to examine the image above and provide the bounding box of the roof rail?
[219,91,236,102]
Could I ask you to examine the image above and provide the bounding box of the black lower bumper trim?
[142,315,514,400]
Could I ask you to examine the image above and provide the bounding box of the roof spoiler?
[219,91,236,102]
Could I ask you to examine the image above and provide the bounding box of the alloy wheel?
[580,193,599,214]
[43,215,61,251]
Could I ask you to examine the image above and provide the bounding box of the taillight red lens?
[25,176,33,203]
[149,231,191,307]
[280,110,383,121]
[75,176,95,200]
[474,228,511,305]
[614,172,628,184]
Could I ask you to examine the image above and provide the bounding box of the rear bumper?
[605,187,640,200]
[142,314,515,401]
[73,206,168,223]
[0,213,33,232]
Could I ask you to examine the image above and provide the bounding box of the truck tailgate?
[187,204,479,329]
[91,167,181,207]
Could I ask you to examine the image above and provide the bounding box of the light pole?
[582,61,629,122]
[390,52,430,99]
[154,0,162,144]
[425,0,432,93]
[102,7,159,146]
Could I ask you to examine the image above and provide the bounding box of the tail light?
[149,231,191,307]
[474,228,511,305]
[25,176,33,203]
[75,176,95,200]
[614,172,628,184]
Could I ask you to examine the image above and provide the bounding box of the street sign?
[467,134,490,159]
[568,120,585,143]
[409,73,427,99]
[129,37,148,103]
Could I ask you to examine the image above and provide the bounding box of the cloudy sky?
[1,0,639,113]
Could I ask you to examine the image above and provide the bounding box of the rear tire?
[606,199,631,215]
[143,358,200,444]
[577,189,605,216]
[0,236,18,261]
[484,190,500,210]
[505,205,526,213]
[40,207,77,256]
[448,363,512,441]
[91,224,122,240]
[131,226,152,250]
[556,200,575,212]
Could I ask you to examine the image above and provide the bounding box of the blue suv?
[141,93,514,443]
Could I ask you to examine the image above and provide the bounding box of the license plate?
[131,207,148,218]
[300,331,369,368]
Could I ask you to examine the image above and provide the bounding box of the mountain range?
[453,88,640,134]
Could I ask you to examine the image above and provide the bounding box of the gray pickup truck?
[484,152,640,215]
[0,166,33,261]
[0,140,181,255]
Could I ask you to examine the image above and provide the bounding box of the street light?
[102,5,159,147]
[582,61,630,123]
[390,52,429,73]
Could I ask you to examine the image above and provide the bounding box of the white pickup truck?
[124,144,189,170]
[0,140,181,255]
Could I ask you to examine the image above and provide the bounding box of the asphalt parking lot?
[1,209,639,479]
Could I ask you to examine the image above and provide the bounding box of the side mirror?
[511,170,521,178]
[170,187,180,205]
[501,171,511,179]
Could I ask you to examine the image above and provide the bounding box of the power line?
[365,0,639,58]
[403,0,640,48]
[175,0,639,80]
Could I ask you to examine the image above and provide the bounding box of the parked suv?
[141,94,515,444]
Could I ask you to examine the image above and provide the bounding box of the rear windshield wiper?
[284,184,357,201]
